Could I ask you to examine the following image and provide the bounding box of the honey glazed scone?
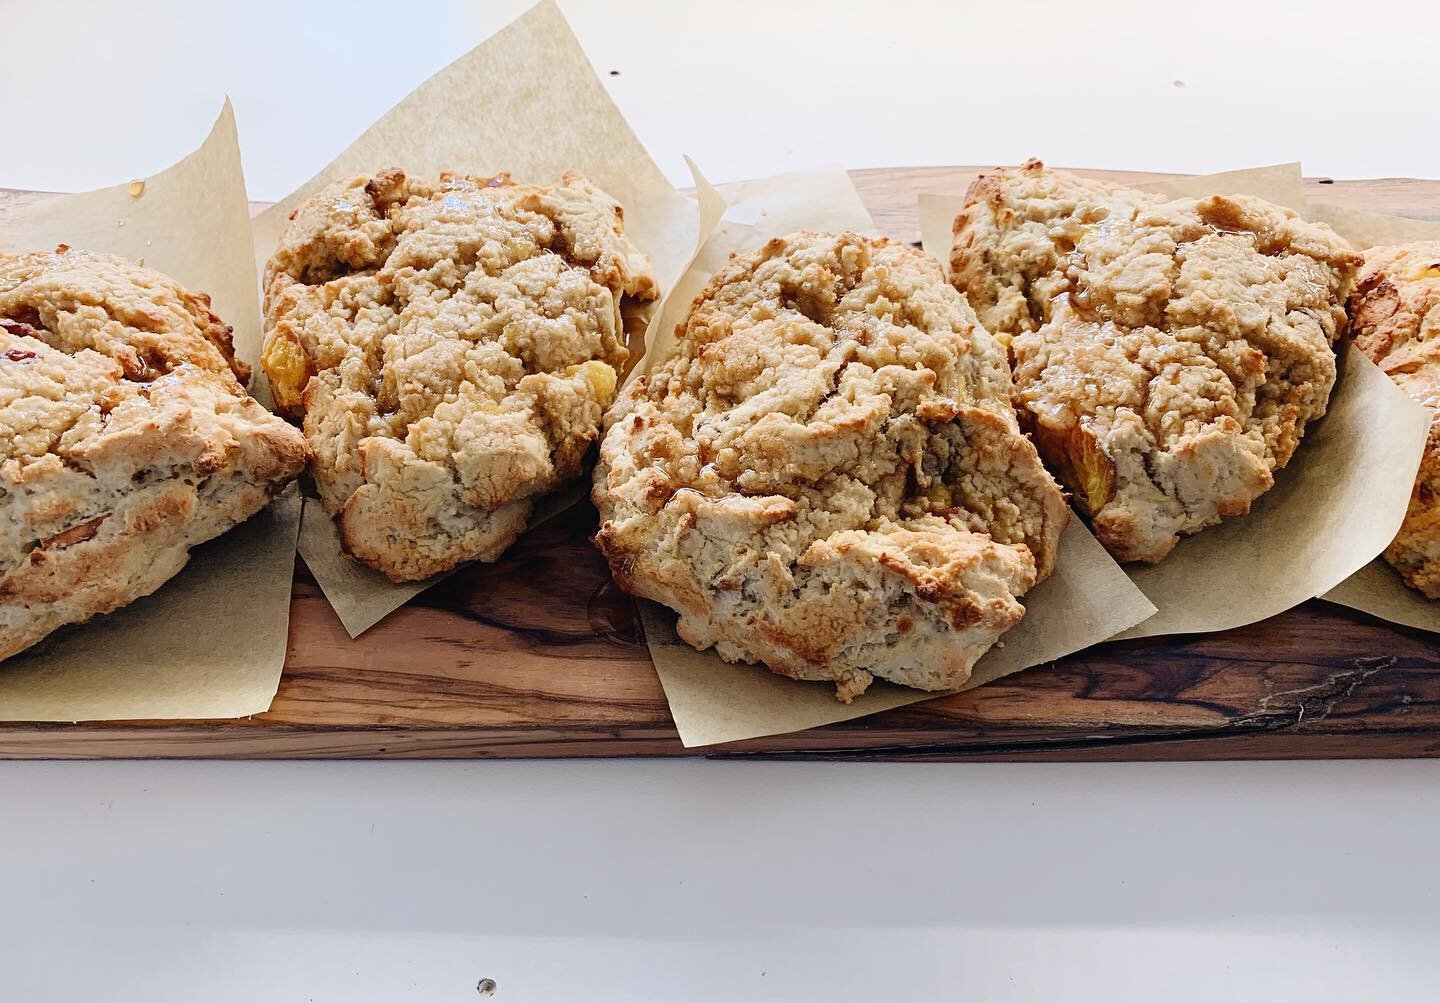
[0,248,307,662]
[951,160,1361,563]
[262,169,658,582]
[1348,242,1440,597]
[593,232,1069,702]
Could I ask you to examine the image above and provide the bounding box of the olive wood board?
[1,165,1437,761]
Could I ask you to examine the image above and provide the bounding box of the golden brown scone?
[262,169,658,582]
[1348,241,1440,597]
[593,232,1068,701]
[950,160,1361,563]
[0,248,307,661]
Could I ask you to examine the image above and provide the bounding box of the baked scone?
[0,248,307,661]
[262,169,658,582]
[949,160,1361,563]
[593,232,1068,701]
[1349,241,1440,596]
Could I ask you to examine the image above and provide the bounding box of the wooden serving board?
[3,166,1439,761]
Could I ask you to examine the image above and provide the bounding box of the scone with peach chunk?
[950,160,1360,563]
[1348,241,1440,597]
[593,232,1068,701]
[261,169,657,581]
[1,248,306,661]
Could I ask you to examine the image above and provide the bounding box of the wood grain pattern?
[2,166,1438,761]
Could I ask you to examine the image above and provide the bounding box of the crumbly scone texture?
[1349,241,1440,597]
[950,160,1361,563]
[593,232,1068,701]
[262,169,658,582]
[0,248,307,662]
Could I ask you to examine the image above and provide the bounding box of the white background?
[4,0,1440,199]
[3,1,1440,1000]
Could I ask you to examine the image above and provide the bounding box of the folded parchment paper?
[1308,201,1440,632]
[0,103,301,721]
[918,164,1431,640]
[252,1,701,636]
[634,167,1155,747]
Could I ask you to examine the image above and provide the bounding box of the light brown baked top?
[262,169,658,582]
[0,248,306,661]
[593,232,1068,701]
[951,160,1360,563]
[1350,241,1440,597]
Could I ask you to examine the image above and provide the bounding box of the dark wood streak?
[2,168,1440,761]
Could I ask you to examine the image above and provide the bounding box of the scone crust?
[593,232,1068,701]
[262,169,658,582]
[0,248,307,661]
[951,160,1360,563]
[1349,241,1440,597]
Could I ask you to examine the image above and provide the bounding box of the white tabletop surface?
[3,2,1440,1000]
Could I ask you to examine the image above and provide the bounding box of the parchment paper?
[1137,162,1308,209]
[13,102,264,365]
[918,163,1431,640]
[1308,201,1440,631]
[261,1,700,636]
[635,168,1155,747]
[0,103,301,721]
[1306,201,1440,250]
[1324,559,1440,632]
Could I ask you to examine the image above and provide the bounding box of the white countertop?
[3,2,1439,999]
[5,759,1440,1001]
